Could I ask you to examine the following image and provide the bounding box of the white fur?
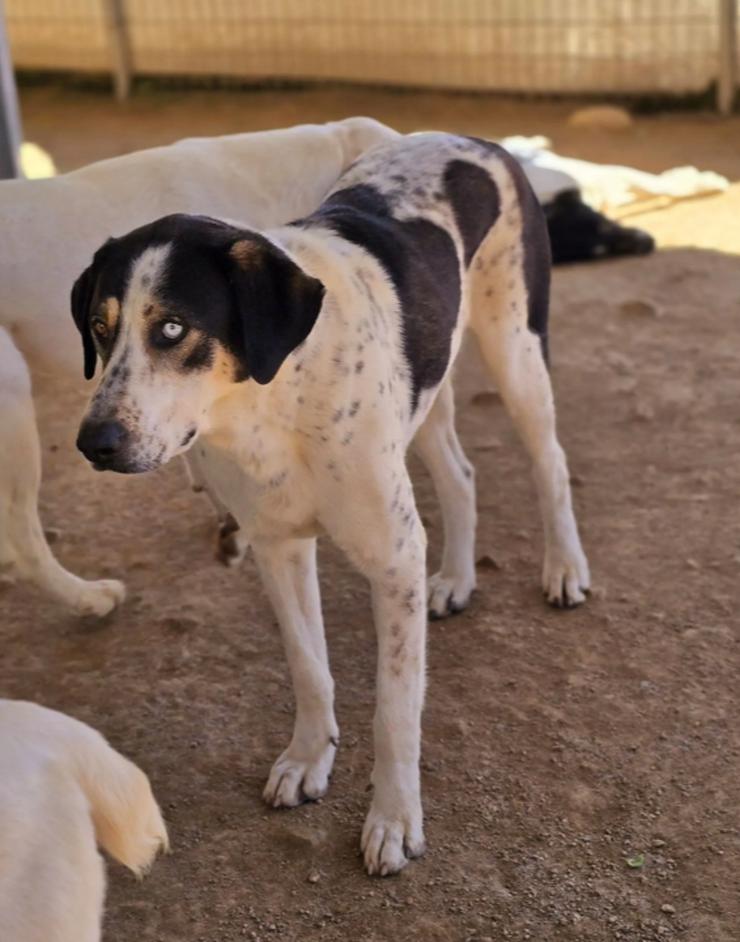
[0,700,168,942]
[0,117,400,613]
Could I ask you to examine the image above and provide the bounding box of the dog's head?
[72,214,324,473]
[544,189,655,264]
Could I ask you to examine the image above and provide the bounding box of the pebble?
[476,554,501,571]
[619,299,661,318]
[660,903,676,915]
[633,402,655,421]
[306,870,320,884]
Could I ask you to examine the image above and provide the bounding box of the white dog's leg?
[254,537,339,807]
[469,262,589,607]
[414,378,477,618]
[0,329,125,615]
[323,467,427,875]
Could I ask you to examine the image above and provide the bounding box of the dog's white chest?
[192,436,319,541]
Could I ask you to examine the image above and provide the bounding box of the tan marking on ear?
[230,240,262,269]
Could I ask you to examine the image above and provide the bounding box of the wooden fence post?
[102,0,133,101]
[717,0,737,115]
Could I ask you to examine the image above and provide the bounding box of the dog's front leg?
[252,536,339,807]
[324,471,428,875]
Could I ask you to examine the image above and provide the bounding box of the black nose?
[76,420,128,466]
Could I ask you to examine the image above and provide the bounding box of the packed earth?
[2,84,739,941]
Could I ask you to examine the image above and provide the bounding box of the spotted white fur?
[76,132,590,876]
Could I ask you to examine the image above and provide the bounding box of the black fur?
[300,185,461,412]
[71,255,105,380]
[443,160,501,266]
[71,214,324,385]
[544,189,655,264]
[182,336,215,372]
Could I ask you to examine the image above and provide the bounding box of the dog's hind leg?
[254,536,339,808]
[467,200,589,607]
[413,378,477,618]
[0,329,125,615]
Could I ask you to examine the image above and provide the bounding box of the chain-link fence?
[6,0,738,106]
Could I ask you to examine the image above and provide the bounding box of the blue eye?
[161,321,185,342]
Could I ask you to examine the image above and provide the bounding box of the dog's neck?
[199,366,302,479]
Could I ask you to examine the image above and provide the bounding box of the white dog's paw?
[361,800,426,877]
[73,578,126,617]
[543,545,590,608]
[263,739,337,808]
[427,571,475,620]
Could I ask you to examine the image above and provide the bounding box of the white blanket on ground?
[502,135,729,212]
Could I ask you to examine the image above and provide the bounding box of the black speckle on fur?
[300,185,461,411]
[443,160,501,266]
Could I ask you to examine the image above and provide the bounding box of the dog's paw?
[427,571,475,620]
[263,740,337,808]
[361,801,425,876]
[73,578,126,617]
[543,546,590,608]
[215,514,249,567]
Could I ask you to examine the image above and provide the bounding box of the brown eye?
[92,319,108,339]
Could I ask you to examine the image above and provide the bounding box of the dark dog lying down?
[543,188,654,264]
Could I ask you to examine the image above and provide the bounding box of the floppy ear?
[227,237,325,385]
[70,264,98,380]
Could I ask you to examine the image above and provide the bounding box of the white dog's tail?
[74,731,170,876]
[1,700,169,876]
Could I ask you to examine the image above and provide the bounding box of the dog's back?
[297,131,549,420]
[0,700,168,942]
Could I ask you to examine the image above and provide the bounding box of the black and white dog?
[72,133,590,875]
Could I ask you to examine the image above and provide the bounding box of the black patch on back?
[443,160,501,266]
[465,137,551,365]
[299,185,461,411]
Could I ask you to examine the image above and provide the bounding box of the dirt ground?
[3,85,740,942]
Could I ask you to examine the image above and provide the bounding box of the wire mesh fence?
[5,0,738,99]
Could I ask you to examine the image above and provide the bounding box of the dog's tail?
[3,700,169,876]
[71,724,169,876]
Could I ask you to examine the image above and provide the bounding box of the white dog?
[0,117,399,615]
[0,699,168,942]
[72,132,589,875]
